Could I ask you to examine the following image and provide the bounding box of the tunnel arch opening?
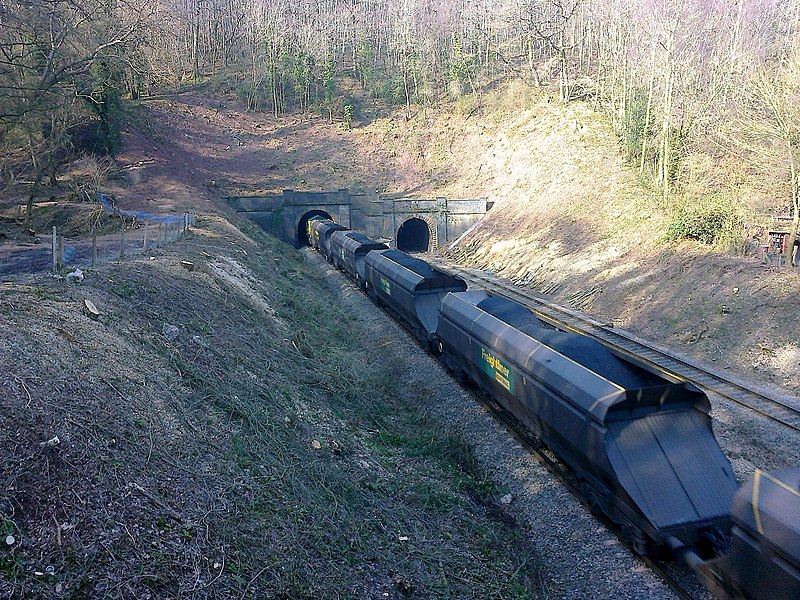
[396,218,430,253]
[297,210,333,247]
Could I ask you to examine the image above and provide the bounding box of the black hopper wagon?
[308,218,348,259]
[435,290,739,557]
[328,230,387,288]
[363,249,467,346]
[697,467,800,599]
[305,228,800,596]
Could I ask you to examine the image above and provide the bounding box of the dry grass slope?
[0,215,540,598]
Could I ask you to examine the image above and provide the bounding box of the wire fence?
[0,194,197,280]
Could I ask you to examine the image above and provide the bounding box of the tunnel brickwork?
[228,189,490,248]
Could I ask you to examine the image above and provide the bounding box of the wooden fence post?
[51,226,57,272]
[57,234,64,270]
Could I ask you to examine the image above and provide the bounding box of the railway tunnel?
[297,210,333,246]
[228,189,490,248]
[396,217,430,253]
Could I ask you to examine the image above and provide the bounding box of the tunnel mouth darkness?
[297,210,333,247]
[396,218,430,252]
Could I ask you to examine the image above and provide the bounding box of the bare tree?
[515,0,583,101]
[750,64,800,265]
[0,0,153,223]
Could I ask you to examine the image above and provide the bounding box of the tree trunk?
[192,0,201,81]
[785,148,798,267]
[24,135,40,227]
[639,45,656,175]
[659,66,674,200]
[787,211,799,267]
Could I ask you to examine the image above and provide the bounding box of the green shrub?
[78,57,125,155]
[618,90,651,164]
[665,195,743,245]
[342,103,354,129]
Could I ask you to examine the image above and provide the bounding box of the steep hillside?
[377,84,800,395]
[3,76,799,598]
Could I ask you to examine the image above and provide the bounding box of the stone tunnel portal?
[396,218,430,253]
[297,210,334,246]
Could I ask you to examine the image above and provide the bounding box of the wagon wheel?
[579,480,604,517]
[621,522,650,557]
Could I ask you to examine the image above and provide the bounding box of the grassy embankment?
[0,214,539,598]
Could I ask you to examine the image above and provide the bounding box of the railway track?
[428,258,800,434]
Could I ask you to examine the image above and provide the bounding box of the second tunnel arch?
[396,217,436,252]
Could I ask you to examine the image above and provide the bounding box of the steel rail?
[428,258,800,434]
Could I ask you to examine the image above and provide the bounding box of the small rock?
[162,323,179,342]
[83,298,101,319]
[500,494,513,505]
[180,260,195,271]
[5,535,14,546]
[39,436,60,447]
[310,439,321,450]
[398,535,409,541]
[65,268,84,284]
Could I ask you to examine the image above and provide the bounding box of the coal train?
[307,217,800,599]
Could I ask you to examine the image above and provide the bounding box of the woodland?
[2,0,800,264]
